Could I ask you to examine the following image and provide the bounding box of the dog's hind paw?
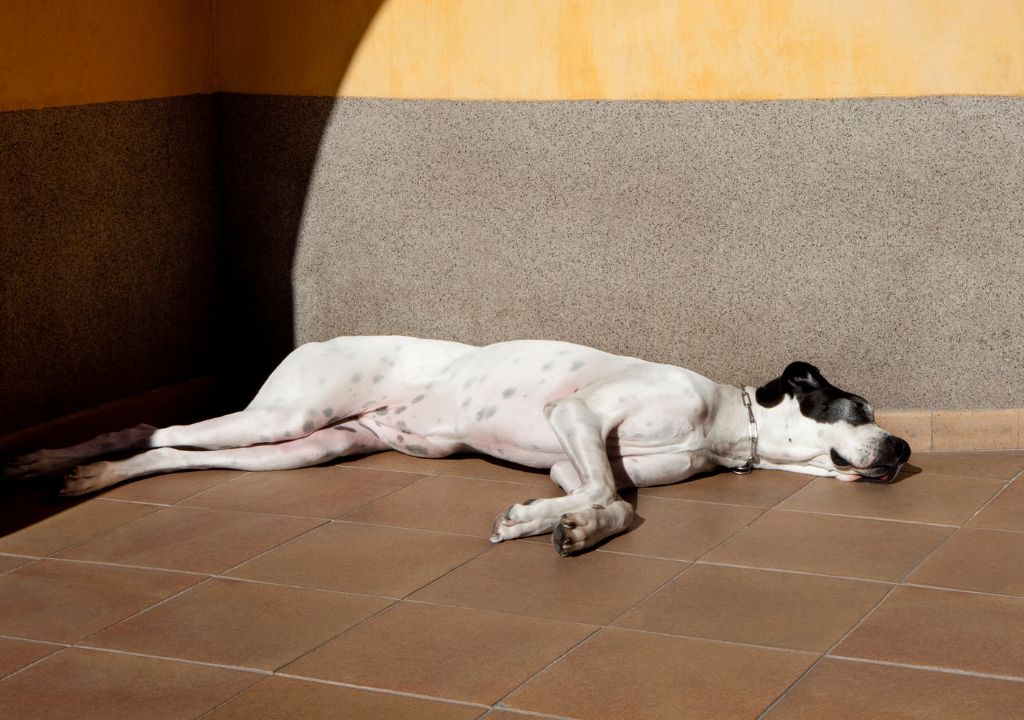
[4,451,65,480]
[60,462,116,496]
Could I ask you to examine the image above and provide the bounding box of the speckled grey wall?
[219,95,1023,411]
[0,96,221,435]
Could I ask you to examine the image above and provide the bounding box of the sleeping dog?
[6,336,910,555]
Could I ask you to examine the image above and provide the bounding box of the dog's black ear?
[782,361,825,393]
[755,362,825,407]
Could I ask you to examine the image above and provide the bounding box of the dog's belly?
[354,339,640,466]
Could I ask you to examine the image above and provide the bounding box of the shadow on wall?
[214,0,385,408]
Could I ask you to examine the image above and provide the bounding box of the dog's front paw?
[551,509,598,557]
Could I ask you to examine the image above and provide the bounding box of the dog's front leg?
[492,396,633,556]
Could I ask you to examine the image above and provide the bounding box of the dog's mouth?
[831,450,903,484]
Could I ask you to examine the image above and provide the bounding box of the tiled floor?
[1,450,1023,719]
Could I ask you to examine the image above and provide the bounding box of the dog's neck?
[706,385,760,469]
[708,384,799,470]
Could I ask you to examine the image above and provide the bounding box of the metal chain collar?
[732,389,759,475]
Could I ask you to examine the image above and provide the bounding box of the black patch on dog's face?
[756,362,874,426]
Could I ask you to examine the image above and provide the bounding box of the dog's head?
[754,362,911,483]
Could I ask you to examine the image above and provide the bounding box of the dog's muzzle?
[831,435,911,484]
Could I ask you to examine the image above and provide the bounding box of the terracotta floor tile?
[603,496,762,560]
[640,469,814,508]
[777,472,1005,525]
[616,564,889,651]
[967,478,1024,531]
[85,577,388,670]
[55,506,323,573]
[203,676,485,720]
[0,648,259,720]
[835,586,1024,678]
[0,559,201,643]
[704,510,953,581]
[100,469,245,504]
[0,498,158,556]
[282,602,594,704]
[909,528,1024,597]
[905,451,1024,481]
[345,474,560,536]
[0,555,29,574]
[765,658,1024,720]
[439,456,554,486]
[505,627,816,720]
[179,466,419,518]
[334,451,455,474]
[412,541,683,624]
[0,638,59,679]
[228,522,484,597]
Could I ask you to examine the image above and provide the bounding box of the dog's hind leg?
[4,407,316,481]
[61,421,386,496]
[5,424,158,480]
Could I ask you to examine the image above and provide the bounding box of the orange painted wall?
[0,0,214,111]
[2,0,1023,111]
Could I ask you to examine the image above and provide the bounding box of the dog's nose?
[884,435,911,465]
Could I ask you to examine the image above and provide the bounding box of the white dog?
[6,336,910,555]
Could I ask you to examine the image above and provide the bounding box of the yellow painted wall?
[0,0,214,111]
[221,0,1024,100]
[2,0,1023,110]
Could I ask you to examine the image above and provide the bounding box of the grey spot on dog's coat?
[541,361,554,371]
[372,374,383,383]
[334,425,357,432]
[501,387,516,398]
[475,406,497,421]
[570,360,585,371]
[396,434,405,444]
[411,394,425,404]
[351,373,362,383]
[323,408,333,417]
[461,398,471,408]
[302,421,314,433]
[406,445,428,455]
[394,405,407,415]
[398,421,412,434]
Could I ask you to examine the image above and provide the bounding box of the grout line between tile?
[765,507,960,529]
[692,559,897,586]
[72,643,272,675]
[960,468,1024,528]
[0,637,64,683]
[479,706,577,720]
[826,655,1024,684]
[215,518,332,577]
[76,575,218,646]
[98,497,173,508]
[192,674,269,720]
[271,672,493,711]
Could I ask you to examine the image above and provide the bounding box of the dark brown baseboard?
[0,376,220,458]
